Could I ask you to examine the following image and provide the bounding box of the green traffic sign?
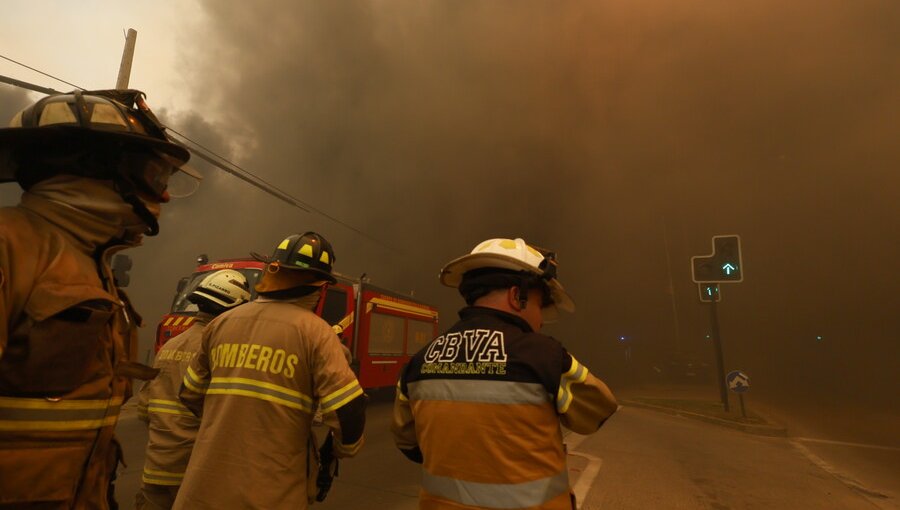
[699,283,721,302]
[691,235,744,283]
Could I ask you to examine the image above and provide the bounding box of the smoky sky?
[1,1,898,413]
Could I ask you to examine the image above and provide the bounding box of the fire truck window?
[239,269,262,300]
[369,313,404,355]
[171,273,206,313]
[321,288,348,326]
[406,319,434,355]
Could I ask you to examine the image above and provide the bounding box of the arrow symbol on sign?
[722,263,737,275]
[729,374,749,389]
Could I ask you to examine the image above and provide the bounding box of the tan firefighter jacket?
[173,297,366,510]
[136,316,210,488]
[0,190,145,509]
[392,306,618,510]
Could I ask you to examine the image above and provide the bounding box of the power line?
[0,54,83,91]
[0,58,397,254]
[167,128,310,211]
[165,129,396,252]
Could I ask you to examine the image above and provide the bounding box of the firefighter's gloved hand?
[316,433,339,502]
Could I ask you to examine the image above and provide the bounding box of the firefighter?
[135,269,250,510]
[392,238,619,510]
[174,232,367,509]
[0,90,197,508]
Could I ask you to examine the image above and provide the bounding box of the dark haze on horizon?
[1,0,898,432]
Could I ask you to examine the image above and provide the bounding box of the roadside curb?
[620,398,788,437]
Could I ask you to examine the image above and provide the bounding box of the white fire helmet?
[191,269,251,309]
[439,238,575,317]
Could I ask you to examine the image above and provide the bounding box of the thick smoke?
[1,2,898,426]
[163,0,899,406]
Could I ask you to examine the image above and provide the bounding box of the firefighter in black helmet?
[0,90,197,509]
[175,232,366,510]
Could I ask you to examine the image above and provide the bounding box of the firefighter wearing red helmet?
[0,89,196,509]
[135,269,250,510]
[392,238,618,510]
[174,232,366,510]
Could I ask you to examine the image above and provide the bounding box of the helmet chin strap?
[114,177,160,236]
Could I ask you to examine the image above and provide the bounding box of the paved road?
[114,395,898,509]
[576,406,896,509]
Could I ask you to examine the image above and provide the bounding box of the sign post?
[727,370,750,418]
[708,288,728,411]
[692,235,744,412]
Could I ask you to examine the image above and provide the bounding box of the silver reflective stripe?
[0,396,122,431]
[0,404,119,422]
[408,379,550,405]
[319,380,363,413]
[422,470,569,509]
[206,377,314,412]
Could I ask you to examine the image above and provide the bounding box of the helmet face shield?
[120,148,177,201]
[167,167,201,198]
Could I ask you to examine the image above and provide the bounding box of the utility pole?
[116,28,138,89]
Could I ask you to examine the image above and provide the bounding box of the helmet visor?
[121,148,198,200]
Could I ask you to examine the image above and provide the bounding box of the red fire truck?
[156,257,439,389]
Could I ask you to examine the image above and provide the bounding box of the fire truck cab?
[156,258,439,390]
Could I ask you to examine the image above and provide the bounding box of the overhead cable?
[0,58,396,253]
[0,54,83,91]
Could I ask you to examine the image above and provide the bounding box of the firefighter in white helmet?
[0,90,198,509]
[135,269,250,510]
[392,238,618,510]
[174,232,366,509]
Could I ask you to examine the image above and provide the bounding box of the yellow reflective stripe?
[207,377,313,412]
[147,399,195,417]
[320,380,363,413]
[184,366,209,392]
[148,398,188,407]
[141,477,181,486]
[147,407,194,417]
[142,468,184,486]
[182,376,207,394]
[557,357,588,414]
[322,387,363,414]
[173,317,185,326]
[396,381,408,402]
[0,396,123,410]
[206,388,312,412]
[164,317,174,326]
[0,414,118,431]
[183,317,195,326]
[212,377,311,403]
